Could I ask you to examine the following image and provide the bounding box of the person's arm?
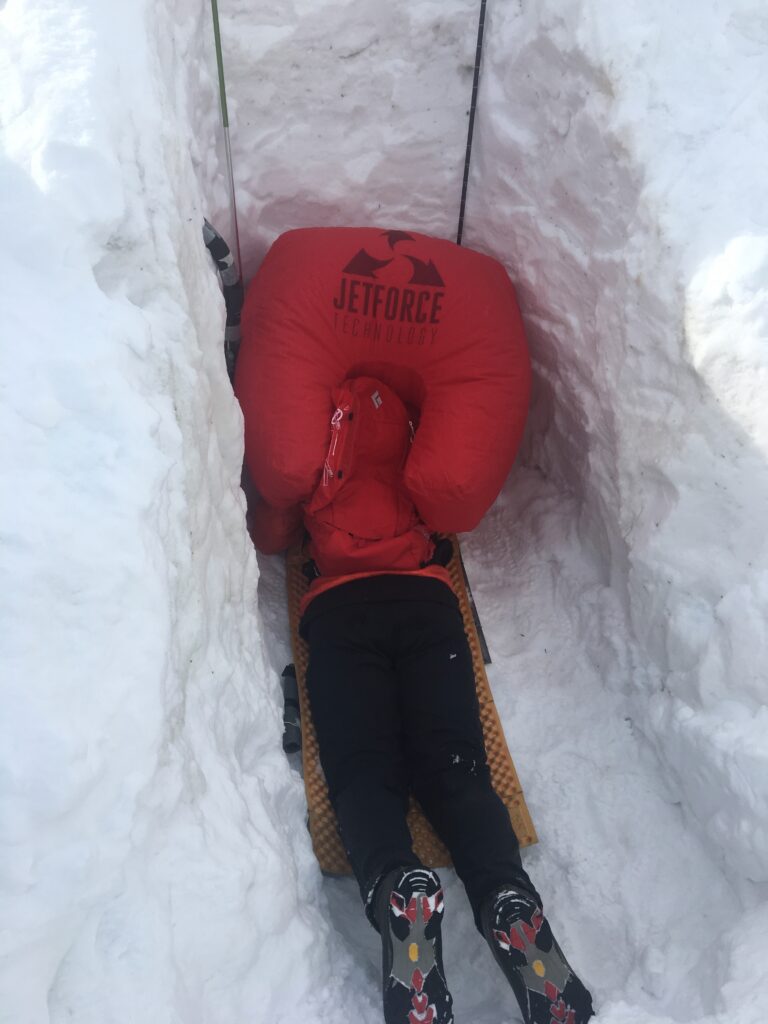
[241,463,303,554]
[248,498,303,554]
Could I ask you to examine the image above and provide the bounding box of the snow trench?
[1,1,767,1023]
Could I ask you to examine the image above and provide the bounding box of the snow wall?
[1,1,767,1023]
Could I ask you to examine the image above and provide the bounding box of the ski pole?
[456,0,488,246]
[454,0,492,661]
[210,0,243,276]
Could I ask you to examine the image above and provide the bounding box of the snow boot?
[373,866,455,1024]
[481,886,594,1024]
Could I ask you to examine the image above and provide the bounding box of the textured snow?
[1,0,767,1022]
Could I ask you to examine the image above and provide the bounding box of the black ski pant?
[301,580,537,930]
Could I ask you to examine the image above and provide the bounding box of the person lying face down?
[247,375,456,606]
[246,375,596,1024]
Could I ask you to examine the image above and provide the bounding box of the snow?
[1,1,767,1022]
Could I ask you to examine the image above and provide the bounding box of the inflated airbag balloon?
[234,227,530,533]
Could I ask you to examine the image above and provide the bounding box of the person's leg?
[395,598,537,925]
[305,601,455,1024]
[395,598,594,1022]
[304,602,420,914]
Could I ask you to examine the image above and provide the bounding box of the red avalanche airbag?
[235,227,530,534]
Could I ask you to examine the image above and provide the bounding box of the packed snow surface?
[1,1,767,1022]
